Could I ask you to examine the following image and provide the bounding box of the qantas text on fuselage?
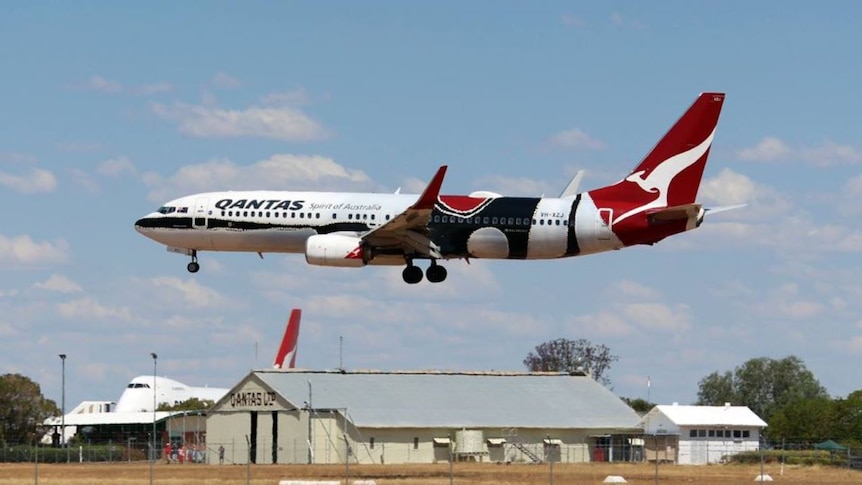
[135,92,737,284]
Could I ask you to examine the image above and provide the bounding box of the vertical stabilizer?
[273,309,301,369]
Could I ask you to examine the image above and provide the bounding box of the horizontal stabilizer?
[704,204,747,216]
[559,170,585,198]
[646,203,702,224]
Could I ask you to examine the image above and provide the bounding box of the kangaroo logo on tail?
[273,309,301,369]
[589,92,725,228]
[614,129,716,224]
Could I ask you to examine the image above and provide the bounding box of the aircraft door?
[193,198,209,229]
[597,208,613,240]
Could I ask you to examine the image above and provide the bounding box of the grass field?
[0,462,859,485]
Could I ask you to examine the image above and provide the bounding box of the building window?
[689,430,697,438]
[370,437,375,449]
[743,430,750,438]
[413,437,419,450]
[733,430,742,438]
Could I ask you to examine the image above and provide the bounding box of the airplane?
[113,309,302,412]
[136,92,736,284]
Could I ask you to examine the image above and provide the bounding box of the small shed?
[639,403,766,465]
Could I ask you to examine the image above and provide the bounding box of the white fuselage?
[135,190,623,262]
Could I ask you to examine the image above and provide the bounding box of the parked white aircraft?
[136,93,735,284]
[115,310,302,412]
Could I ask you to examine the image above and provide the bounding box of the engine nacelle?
[305,234,367,267]
[466,227,509,259]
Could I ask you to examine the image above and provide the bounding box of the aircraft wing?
[361,165,447,258]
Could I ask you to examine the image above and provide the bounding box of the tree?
[621,397,656,414]
[157,397,215,412]
[695,356,827,423]
[523,338,618,386]
[0,374,59,445]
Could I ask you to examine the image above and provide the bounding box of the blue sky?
[2,2,862,413]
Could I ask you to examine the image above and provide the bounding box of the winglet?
[559,170,585,198]
[410,165,448,210]
[273,309,301,369]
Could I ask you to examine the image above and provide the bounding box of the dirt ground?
[0,461,859,484]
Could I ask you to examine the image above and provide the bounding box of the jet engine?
[305,234,367,267]
[466,227,510,259]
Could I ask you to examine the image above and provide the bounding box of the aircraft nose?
[134,215,157,233]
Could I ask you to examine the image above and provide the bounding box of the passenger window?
[291,212,296,218]
[539,219,544,225]
[349,214,353,220]
[371,214,375,220]
[300,213,305,219]
[492,217,498,224]
[333,213,337,219]
[362,214,367,220]
[243,211,248,217]
[316,213,320,219]
[266,211,270,217]
[508,217,514,225]
[442,216,448,223]
[386,214,391,220]
[555,219,560,226]
[483,217,489,224]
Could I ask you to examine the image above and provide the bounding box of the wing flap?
[361,165,447,258]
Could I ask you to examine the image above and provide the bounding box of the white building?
[206,369,643,465]
[639,403,767,465]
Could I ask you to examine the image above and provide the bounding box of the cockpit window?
[126,383,151,388]
[157,206,177,215]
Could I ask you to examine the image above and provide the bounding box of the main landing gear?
[402,259,447,284]
[187,250,200,273]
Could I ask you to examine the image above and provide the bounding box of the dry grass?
[0,461,859,484]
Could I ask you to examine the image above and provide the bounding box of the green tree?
[0,374,60,444]
[621,397,656,414]
[696,356,827,423]
[768,396,835,442]
[157,397,215,411]
[523,338,618,386]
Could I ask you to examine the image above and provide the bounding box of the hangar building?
[206,369,642,465]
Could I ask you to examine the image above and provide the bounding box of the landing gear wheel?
[426,264,447,283]
[402,265,423,284]
[187,250,199,273]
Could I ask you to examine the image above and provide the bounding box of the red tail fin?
[589,93,725,225]
[273,309,301,369]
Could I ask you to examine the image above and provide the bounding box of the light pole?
[150,352,157,485]
[58,354,66,459]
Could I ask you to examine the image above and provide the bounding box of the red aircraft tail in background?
[273,309,301,369]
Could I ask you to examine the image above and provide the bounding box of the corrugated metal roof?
[251,370,641,430]
[646,405,767,427]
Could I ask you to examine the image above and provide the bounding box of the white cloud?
[212,72,241,89]
[133,82,174,95]
[0,168,57,193]
[737,137,862,166]
[610,280,661,301]
[97,156,136,177]
[548,128,606,151]
[561,14,584,27]
[142,154,374,202]
[736,136,791,162]
[56,297,134,322]
[0,234,69,266]
[620,302,692,333]
[85,75,122,94]
[801,140,862,166]
[148,277,226,308]
[57,142,103,153]
[261,87,311,107]
[699,168,792,220]
[33,274,83,293]
[151,101,327,141]
[69,168,99,193]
